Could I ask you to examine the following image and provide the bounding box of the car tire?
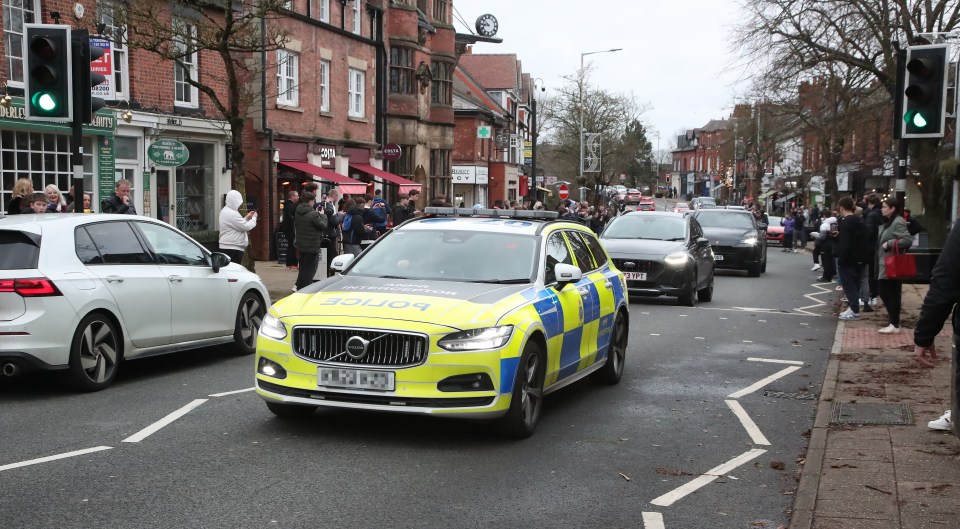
[233,291,265,356]
[760,254,767,273]
[697,272,714,302]
[65,312,122,392]
[747,262,761,277]
[498,341,545,439]
[266,401,317,418]
[592,311,627,385]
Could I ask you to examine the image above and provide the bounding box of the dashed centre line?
[123,398,208,443]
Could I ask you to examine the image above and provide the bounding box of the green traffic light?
[30,91,59,113]
[903,110,930,130]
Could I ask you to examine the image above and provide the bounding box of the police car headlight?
[739,235,758,246]
[439,326,514,351]
[664,252,689,265]
[259,313,287,341]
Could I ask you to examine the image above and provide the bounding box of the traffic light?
[71,29,108,123]
[901,44,948,139]
[666,174,671,184]
[23,24,72,121]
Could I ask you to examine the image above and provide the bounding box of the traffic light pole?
[71,110,84,211]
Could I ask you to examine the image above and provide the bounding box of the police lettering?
[319,297,430,311]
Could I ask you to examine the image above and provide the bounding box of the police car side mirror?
[331,254,354,272]
[553,263,582,290]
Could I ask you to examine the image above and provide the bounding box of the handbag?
[884,239,917,279]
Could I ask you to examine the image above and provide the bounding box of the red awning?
[279,161,367,195]
[349,163,421,192]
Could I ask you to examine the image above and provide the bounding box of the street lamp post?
[579,48,622,187]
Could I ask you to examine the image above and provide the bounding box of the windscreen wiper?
[474,278,531,284]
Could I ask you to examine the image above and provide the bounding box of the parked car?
[624,188,643,204]
[690,208,768,277]
[600,211,714,306]
[255,207,630,438]
[765,215,785,245]
[0,213,270,390]
[638,198,657,211]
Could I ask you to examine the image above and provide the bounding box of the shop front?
[451,165,489,207]
[0,97,114,213]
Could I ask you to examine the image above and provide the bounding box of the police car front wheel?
[498,342,545,439]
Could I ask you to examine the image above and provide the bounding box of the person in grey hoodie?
[293,191,328,291]
[218,189,257,264]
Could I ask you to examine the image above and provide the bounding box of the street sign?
[619,172,626,181]
[558,184,569,200]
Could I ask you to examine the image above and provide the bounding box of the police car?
[255,207,630,437]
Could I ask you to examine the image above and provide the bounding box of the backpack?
[342,213,352,234]
[370,205,387,227]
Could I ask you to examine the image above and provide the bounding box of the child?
[26,193,48,214]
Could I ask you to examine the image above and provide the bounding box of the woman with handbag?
[876,198,914,334]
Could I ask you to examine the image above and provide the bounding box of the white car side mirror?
[331,254,354,272]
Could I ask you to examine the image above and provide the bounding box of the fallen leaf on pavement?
[619,472,631,481]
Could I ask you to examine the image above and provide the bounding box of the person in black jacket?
[293,192,328,291]
[913,219,960,434]
[836,196,865,320]
[101,179,137,214]
[861,194,884,304]
[341,198,371,257]
[280,190,299,268]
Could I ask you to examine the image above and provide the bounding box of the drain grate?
[764,390,818,400]
[831,402,914,425]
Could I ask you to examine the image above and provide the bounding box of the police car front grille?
[613,258,664,276]
[292,327,428,367]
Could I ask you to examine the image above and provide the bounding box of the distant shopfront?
[452,165,489,207]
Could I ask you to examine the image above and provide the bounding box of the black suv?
[690,209,767,277]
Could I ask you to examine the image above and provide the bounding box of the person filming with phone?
[218,190,258,264]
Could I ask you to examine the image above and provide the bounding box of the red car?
[638,198,656,211]
[765,215,784,244]
[673,202,690,213]
[624,189,643,204]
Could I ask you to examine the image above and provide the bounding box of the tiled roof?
[458,53,519,90]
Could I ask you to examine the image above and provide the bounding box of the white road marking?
[794,281,834,315]
[728,366,802,399]
[694,306,816,317]
[123,399,208,443]
[650,333,660,336]
[642,512,665,529]
[742,340,753,343]
[650,449,767,506]
[0,446,113,472]
[747,357,804,365]
[695,337,705,340]
[209,387,255,397]
[732,306,778,312]
[725,400,771,445]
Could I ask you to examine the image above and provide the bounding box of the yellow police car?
[255,207,629,437]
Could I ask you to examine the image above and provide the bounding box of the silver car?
[0,213,270,391]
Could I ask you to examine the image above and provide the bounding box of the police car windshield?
[603,215,685,240]
[349,230,539,283]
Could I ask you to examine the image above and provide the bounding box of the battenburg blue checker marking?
[500,356,520,394]
[557,326,584,380]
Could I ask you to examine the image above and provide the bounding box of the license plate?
[318,367,395,391]
[713,254,725,261]
[623,271,647,280]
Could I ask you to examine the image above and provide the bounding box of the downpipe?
[2,362,18,377]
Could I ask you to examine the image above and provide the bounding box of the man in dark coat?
[914,219,960,435]
[861,194,884,303]
[280,189,299,268]
[101,179,137,215]
[293,191,328,291]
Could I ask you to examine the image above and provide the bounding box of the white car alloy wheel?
[234,292,265,356]
[67,313,121,391]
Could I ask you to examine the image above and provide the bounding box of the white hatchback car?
[0,213,270,391]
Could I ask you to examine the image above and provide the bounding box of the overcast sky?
[456,0,751,150]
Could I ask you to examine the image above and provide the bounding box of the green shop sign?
[0,96,116,133]
[148,139,189,167]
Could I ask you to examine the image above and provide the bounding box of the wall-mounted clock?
[476,14,498,37]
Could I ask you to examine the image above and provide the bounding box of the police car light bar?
[424,207,559,220]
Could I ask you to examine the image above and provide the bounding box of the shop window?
[0,131,93,213]
[170,143,216,233]
[2,0,38,86]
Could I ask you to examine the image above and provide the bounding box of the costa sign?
[382,143,402,161]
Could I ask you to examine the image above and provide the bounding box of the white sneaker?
[811,264,821,271]
[928,410,952,431]
[793,249,798,253]
[291,285,298,292]
[878,324,901,334]
[839,310,860,321]
[869,297,879,308]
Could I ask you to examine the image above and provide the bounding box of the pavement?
[251,258,960,528]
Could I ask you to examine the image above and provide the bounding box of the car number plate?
[623,271,647,280]
[318,367,395,391]
[713,254,725,261]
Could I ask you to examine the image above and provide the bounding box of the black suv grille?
[292,327,428,367]
[613,258,664,277]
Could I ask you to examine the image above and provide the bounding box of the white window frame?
[3,0,40,86]
[318,0,329,22]
[173,22,199,108]
[352,0,361,34]
[96,1,130,101]
[277,49,299,107]
[319,60,331,112]
[348,68,365,118]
